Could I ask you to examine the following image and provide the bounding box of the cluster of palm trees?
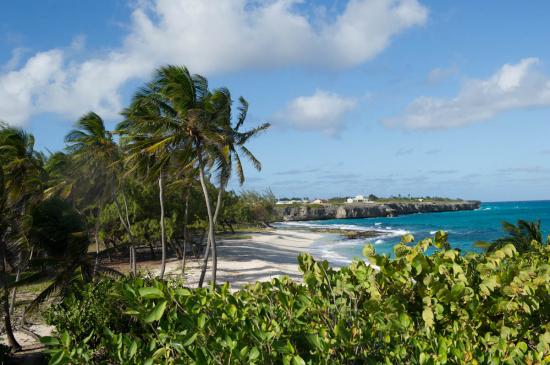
[118,66,269,284]
[0,65,269,351]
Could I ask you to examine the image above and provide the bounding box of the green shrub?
[43,233,550,364]
[44,279,139,348]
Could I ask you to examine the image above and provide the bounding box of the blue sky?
[1,0,549,201]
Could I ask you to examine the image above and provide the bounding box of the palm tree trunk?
[9,246,32,316]
[9,252,21,315]
[208,182,225,286]
[20,250,33,328]
[158,172,167,279]
[213,183,224,225]
[113,193,136,276]
[181,190,189,277]
[93,218,100,276]
[0,240,21,351]
[197,159,216,288]
[122,192,137,276]
[10,271,20,316]
[197,183,226,287]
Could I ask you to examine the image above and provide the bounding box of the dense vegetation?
[41,232,549,364]
[0,65,274,352]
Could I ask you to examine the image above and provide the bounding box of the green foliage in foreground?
[42,234,550,364]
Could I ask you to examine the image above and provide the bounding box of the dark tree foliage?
[30,198,87,257]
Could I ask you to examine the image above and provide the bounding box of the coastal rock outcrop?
[276,201,481,222]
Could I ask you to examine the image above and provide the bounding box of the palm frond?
[239,145,262,171]
[235,96,248,131]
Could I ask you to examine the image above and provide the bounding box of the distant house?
[311,199,324,204]
[346,195,368,203]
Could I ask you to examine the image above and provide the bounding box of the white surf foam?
[277,221,411,264]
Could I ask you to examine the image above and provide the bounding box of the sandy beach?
[161,229,324,288]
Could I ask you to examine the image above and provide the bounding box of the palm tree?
[0,124,45,351]
[120,66,214,280]
[488,219,545,253]
[64,113,137,273]
[118,105,180,279]
[122,66,269,286]
[0,167,22,351]
[197,90,270,286]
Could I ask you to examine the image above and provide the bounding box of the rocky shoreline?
[276,200,481,222]
[285,226,385,240]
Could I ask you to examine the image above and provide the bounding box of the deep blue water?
[278,201,550,264]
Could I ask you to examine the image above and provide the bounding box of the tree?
[120,66,222,283]
[123,67,269,287]
[197,89,270,286]
[0,167,23,351]
[120,135,171,278]
[120,84,196,279]
[0,125,45,351]
[13,197,122,316]
[488,220,546,253]
[64,113,135,273]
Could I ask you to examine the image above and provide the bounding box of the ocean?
[276,200,550,265]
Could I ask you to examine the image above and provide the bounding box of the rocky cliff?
[276,201,481,222]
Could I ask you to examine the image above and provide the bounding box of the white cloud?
[275,90,357,135]
[384,58,550,129]
[0,0,427,126]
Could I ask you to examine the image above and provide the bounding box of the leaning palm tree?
[488,219,545,253]
[0,168,23,351]
[123,66,269,286]
[64,112,137,273]
[197,89,270,286]
[0,124,45,351]
[119,106,179,279]
[120,66,218,281]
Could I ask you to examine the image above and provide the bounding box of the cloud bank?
[384,58,550,129]
[0,0,428,126]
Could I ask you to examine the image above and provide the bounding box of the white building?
[346,195,368,203]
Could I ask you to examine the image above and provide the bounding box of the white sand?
[163,229,323,288]
[0,324,54,349]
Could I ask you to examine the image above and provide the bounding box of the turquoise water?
[278,201,550,264]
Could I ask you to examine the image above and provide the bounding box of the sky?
[1,0,549,202]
